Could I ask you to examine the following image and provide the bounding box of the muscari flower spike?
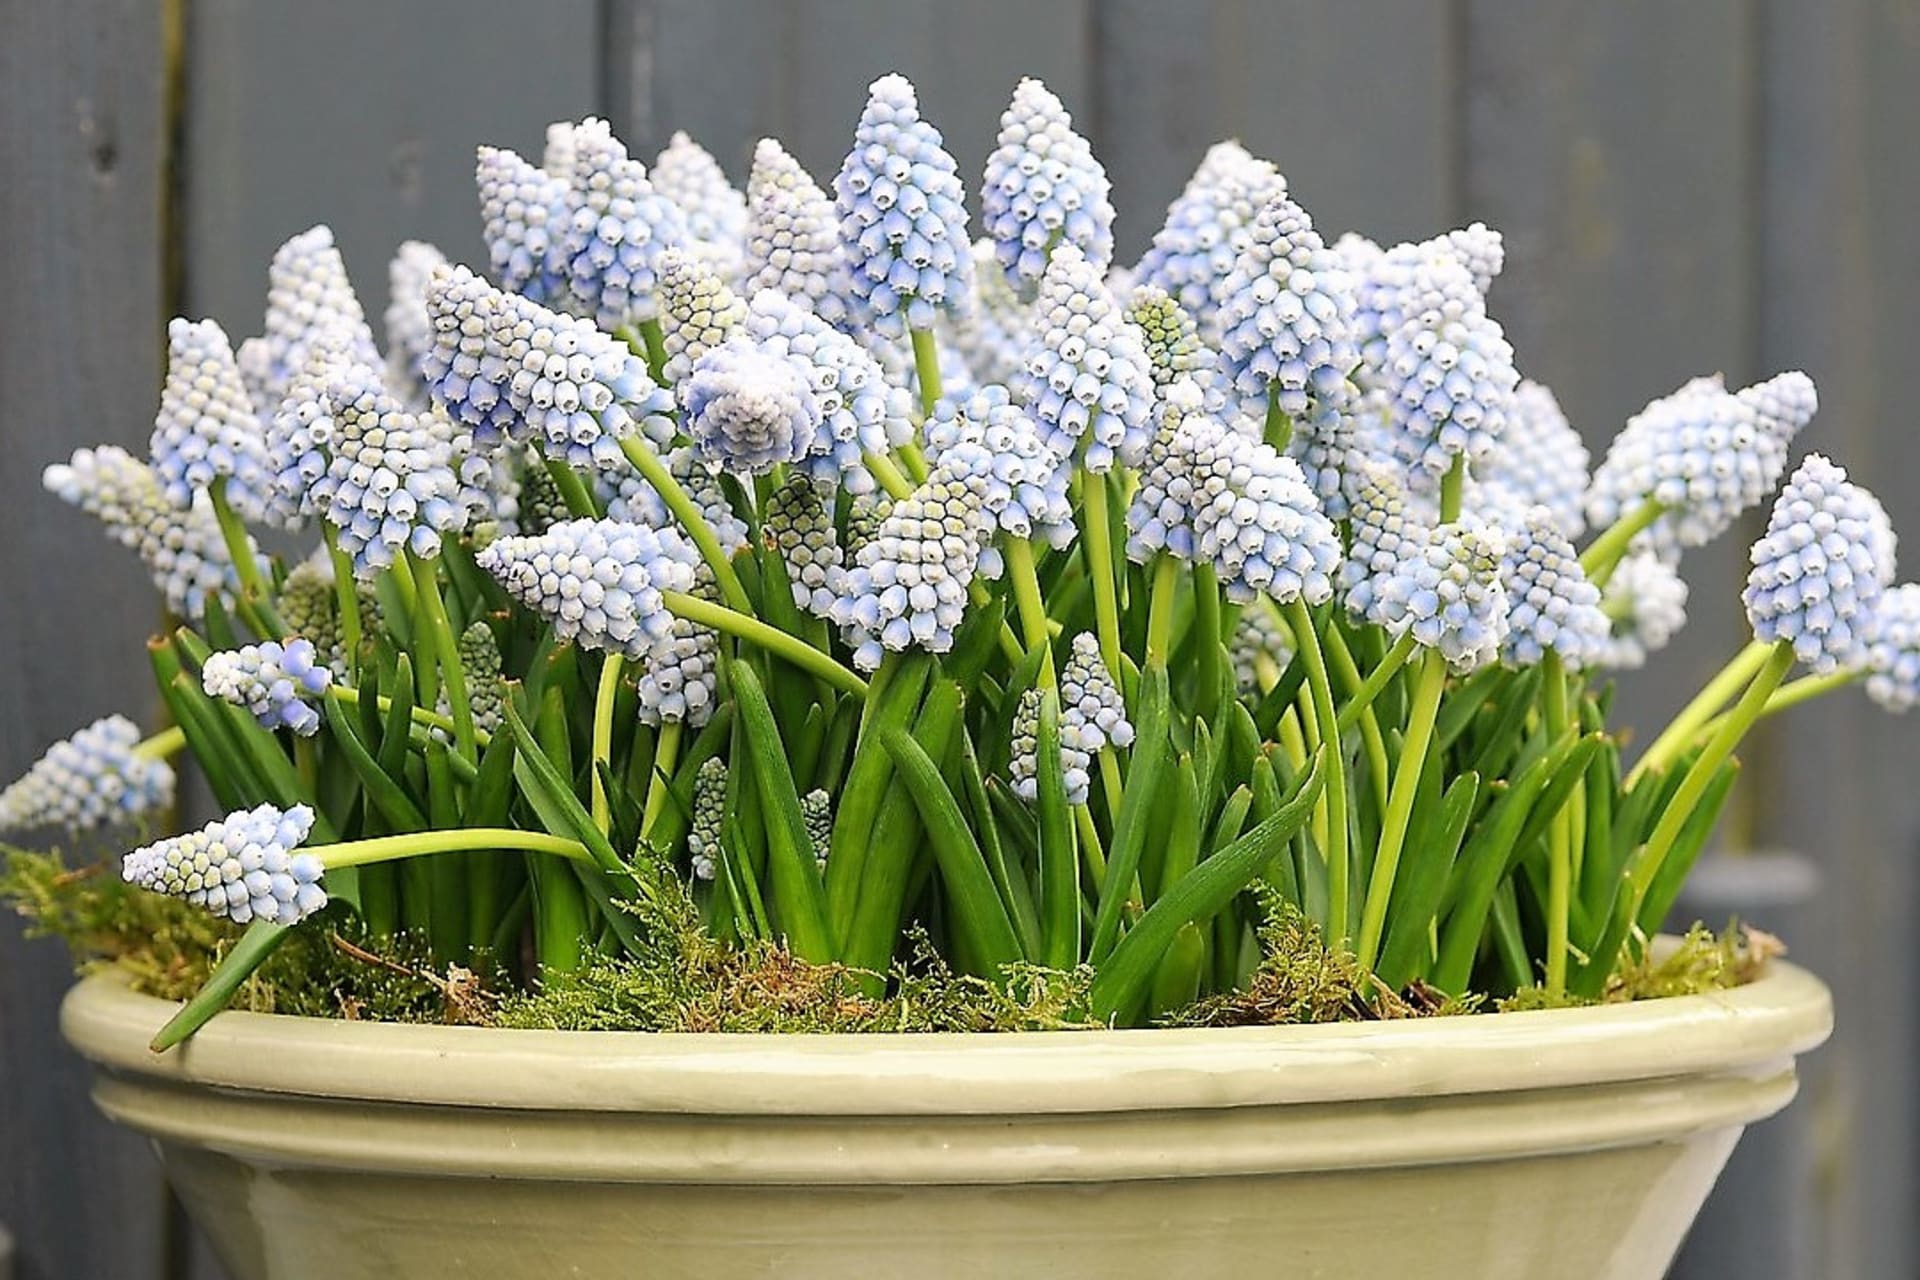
[742,138,864,331]
[123,803,325,926]
[980,77,1114,293]
[476,144,569,305]
[1129,284,1228,412]
[386,240,450,402]
[1384,520,1511,674]
[1134,141,1287,337]
[1587,371,1816,560]
[151,318,273,517]
[478,518,700,660]
[1866,584,1920,713]
[1495,506,1609,668]
[457,621,506,735]
[1340,459,1431,630]
[834,73,974,335]
[1125,377,1214,564]
[1018,242,1158,473]
[764,471,845,615]
[318,364,468,576]
[1216,193,1359,423]
[682,339,821,475]
[687,757,726,881]
[1344,223,1504,369]
[803,789,833,872]
[1596,552,1689,670]
[636,606,719,728]
[925,385,1075,550]
[1189,416,1342,606]
[243,225,381,409]
[1475,379,1588,538]
[652,131,748,279]
[941,238,1033,388]
[558,117,691,329]
[1009,687,1092,806]
[1744,454,1889,673]
[202,639,333,737]
[278,554,375,678]
[1059,632,1134,755]
[600,444,750,554]
[657,249,746,385]
[744,287,913,494]
[0,715,175,837]
[1230,601,1295,695]
[260,329,374,529]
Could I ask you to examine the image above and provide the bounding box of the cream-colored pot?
[62,959,1832,1280]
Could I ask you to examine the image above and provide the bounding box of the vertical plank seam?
[1445,0,1470,223]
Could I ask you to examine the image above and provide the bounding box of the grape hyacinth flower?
[600,445,750,554]
[478,518,700,660]
[1129,284,1228,413]
[924,385,1075,550]
[476,144,569,305]
[202,639,334,737]
[243,225,380,408]
[260,330,370,529]
[652,131,748,278]
[834,74,974,335]
[979,77,1114,291]
[1497,507,1610,669]
[0,716,175,837]
[764,472,844,614]
[1345,224,1504,369]
[802,789,833,872]
[681,339,821,475]
[1340,460,1431,630]
[1475,379,1589,538]
[1125,378,1214,564]
[1866,584,1920,713]
[386,239,450,401]
[742,138,863,331]
[1134,141,1286,336]
[1059,632,1134,753]
[318,366,468,576]
[1018,242,1157,472]
[558,117,691,329]
[42,445,243,619]
[150,318,273,518]
[123,803,326,926]
[1744,454,1888,673]
[943,238,1033,388]
[743,288,913,494]
[686,757,726,881]
[657,249,745,385]
[1230,602,1296,695]
[1216,193,1359,427]
[636,606,719,728]
[457,621,506,735]
[1596,552,1690,670]
[1188,417,1343,606]
[1385,521,1511,674]
[1009,687,1092,805]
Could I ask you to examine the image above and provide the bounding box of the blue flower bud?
[1383,520,1510,674]
[476,145,570,306]
[1060,632,1134,754]
[0,715,175,837]
[943,238,1034,387]
[123,803,325,925]
[687,757,727,880]
[980,78,1114,293]
[477,518,700,660]
[1744,454,1889,672]
[317,364,470,577]
[1009,687,1091,805]
[1187,415,1342,606]
[1341,459,1432,630]
[682,339,821,475]
[1231,601,1296,695]
[202,639,333,736]
[1216,193,1359,425]
[1494,506,1609,668]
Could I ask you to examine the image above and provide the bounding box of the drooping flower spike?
[201,639,334,737]
[385,239,450,401]
[557,117,691,329]
[1866,583,1920,713]
[477,518,701,661]
[476,144,570,305]
[980,77,1114,292]
[681,339,821,476]
[1384,520,1511,675]
[834,73,974,335]
[742,138,864,332]
[0,716,175,837]
[317,363,469,576]
[1744,454,1889,673]
[150,318,273,518]
[1018,242,1158,473]
[1475,379,1588,538]
[924,385,1075,550]
[1596,552,1690,670]
[651,130,748,279]
[636,605,719,728]
[1495,507,1610,669]
[123,803,326,926]
[1133,141,1286,336]
[657,249,746,385]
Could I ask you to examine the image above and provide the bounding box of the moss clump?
[1498,921,1781,1012]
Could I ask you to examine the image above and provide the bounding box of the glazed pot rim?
[62,945,1832,1118]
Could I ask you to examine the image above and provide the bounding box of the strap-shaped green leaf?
[1088,661,1171,962]
[729,661,834,962]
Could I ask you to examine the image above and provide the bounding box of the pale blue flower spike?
[1345,223,1503,376]
[1475,379,1589,539]
[981,78,1114,294]
[1128,284,1228,415]
[1060,632,1135,754]
[1388,520,1511,675]
[1341,459,1433,632]
[657,249,746,386]
[123,803,325,926]
[253,226,382,408]
[1125,377,1214,565]
[1596,552,1690,670]
[318,364,468,578]
[201,639,334,737]
[262,329,373,531]
[653,131,748,281]
[942,238,1034,388]
[0,715,176,837]
[1134,141,1286,338]
[477,518,700,661]
[1866,583,1920,713]
[925,385,1075,549]
[386,240,451,403]
[476,145,570,306]
[744,288,913,495]
[765,472,846,615]
[1018,242,1157,474]
[1186,414,1342,607]
[743,138,867,333]
[559,117,691,329]
[151,317,274,519]
[682,339,821,476]
[687,757,727,881]
[1008,686,1091,805]
[1744,454,1890,674]
[600,445,750,554]
[44,445,245,620]
[1496,506,1610,669]
[833,73,974,337]
[827,460,997,671]
[636,608,719,729]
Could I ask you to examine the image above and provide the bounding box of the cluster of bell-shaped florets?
[1340,461,1430,630]
[0,716,176,836]
[764,472,845,615]
[652,131,748,280]
[1128,284,1225,408]
[1215,193,1359,427]
[1866,584,1920,713]
[1018,243,1157,472]
[980,78,1114,292]
[802,789,833,872]
[742,139,863,332]
[657,250,746,384]
[43,445,245,618]
[318,364,470,576]
[1475,380,1588,538]
[1060,632,1134,757]
[455,621,506,735]
[1596,553,1690,670]
[557,117,691,329]
[261,331,370,529]
[635,589,720,728]
[924,386,1075,549]
[1495,507,1610,668]
[150,318,272,518]
[1743,454,1890,672]
[202,638,334,736]
[1186,417,1343,606]
[476,143,570,304]
[1231,602,1296,694]
[1135,142,1287,337]
[478,518,700,661]
[687,756,727,881]
[834,74,974,334]
[241,225,382,409]
[1009,687,1088,805]
[385,240,450,401]
[682,339,821,475]
[1386,521,1511,674]
[1125,378,1213,563]
[123,803,326,925]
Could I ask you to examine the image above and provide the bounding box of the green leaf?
[1087,661,1171,962]
[1636,757,1741,936]
[1033,684,1079,968]
[730,661,834,962]
[500,693,624,876]
[1375,772,1480,989]
[321,693,427,831]
[150,920,291,1051]
[825,655,931,942]
[958,723,1041,956]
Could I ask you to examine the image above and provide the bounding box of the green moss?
[1498,920,1779,1012]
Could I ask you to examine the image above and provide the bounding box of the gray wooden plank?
[0,3,179,1277]
[1096,0,1461,261]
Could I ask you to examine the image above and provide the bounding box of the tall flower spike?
[43,445,243,619]
[385,240,450,402]
[1216,193,1359,424]
[600,444,750,554]
[1596,552,1689,670]
[764,471,845,615]
[657,249,745,385]
[1188,421,1343,605]
[1125,378,1214,564]
[476,145,570,305]
[1744,454,1889,673]
[682,339,820,475]
[686,757,727,881]
[925,385,1075,550]
[1009,687,1093,805]
[1587,372,1812,560]
[1475,379,1589,538]
[318,365,467,577]
[1341,459,1432,630]
[1384,520,1510,674]
[834,74,974,335]
[151,318,273,518]
[0,716,175,837]
[1375,250,1519,489]
[123,803,325,926]
[742,138,864,332]
[980,77,1114,292]
[1866,584,1920,713]
[652,131,748,279]
[260,329,373,530]
[942,238,1034,387]
[1060,632,1134,753]
[477,518,700,660]
[743,288,914,494]
[559,117,691,329]
[1346,224,1505,371]
[202,639,333,737]
[1129,284,1228,414]
[827,461,997,671]
[1496,507,1609,668]
[250,226,381,407]
[1018,242,1158,473]
[1134,141,1287,337]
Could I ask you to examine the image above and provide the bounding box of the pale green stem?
[1579,497,1667,588]
[1284,597,1351,946]
[134,726,188,761]
[1334,630,1419,736]
[329,686,492,747]
[1145,555,1181,666]
[640,719,684,841]
[661,590,867,697]
[1439,455,1465,523]
[407,549,475,762]
[617,437,752,614]
[1543,651,1573,995]
[1080,474,1126,684]
[1323,622,1391,811]
[591,654,624,834]
[321,524,362,679]
[1005,537,1058,689]
[1355,648,1448,973]
[637,318,670,384]
[208,477,282,635]
[898,441,931,483]
[909,327,943,419]
[1689,667,1862,748]
[319,828,591,871]
[1074,803,1109,890]
[864,449,916,500]
[1263,384,1292,452]
[543,458,602,519]
[1629,639,1774,784]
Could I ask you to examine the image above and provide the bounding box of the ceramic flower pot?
[63,956,1831,1280]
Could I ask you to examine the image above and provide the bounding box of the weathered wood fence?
[2,2,1916,1276]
